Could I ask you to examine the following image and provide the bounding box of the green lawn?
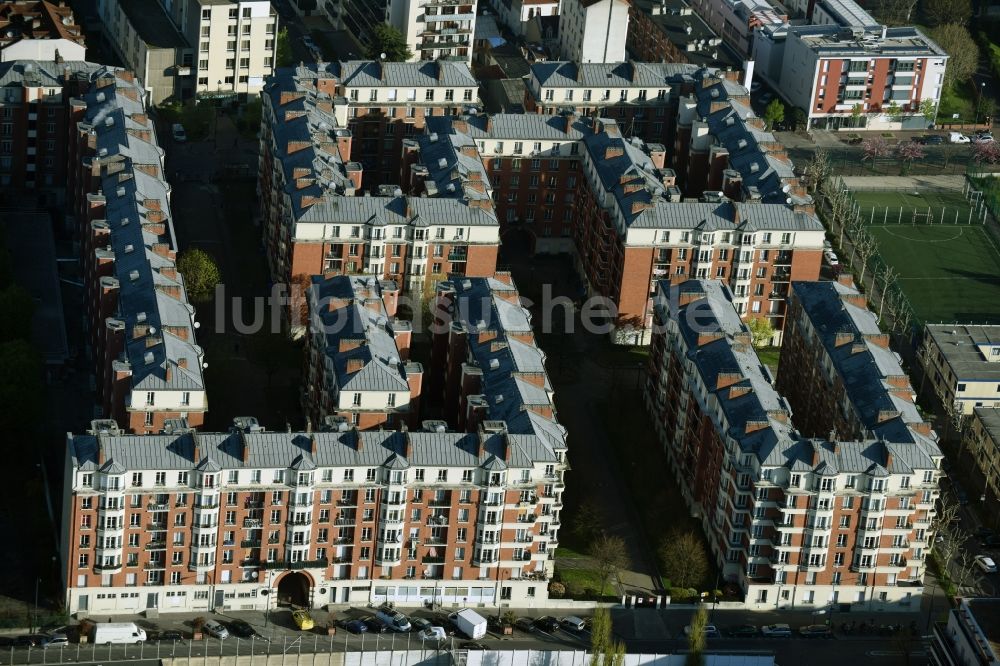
[850,189,977,225]
[938,83,978,122]
[865,224,1000,323]
[756,347,780,372]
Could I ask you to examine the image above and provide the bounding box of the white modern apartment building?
[750,0,947,130]
[191,0,278,96]
[557,0,628,63]
[337,0,477,64]
[487,0,558,36]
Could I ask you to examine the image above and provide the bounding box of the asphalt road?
[0,632,928,666]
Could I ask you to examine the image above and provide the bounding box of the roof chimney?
[311,434,318,456]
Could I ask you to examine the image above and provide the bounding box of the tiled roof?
[656,279,940,473]
[0,0,85,46]
[334,60,477,88]
[410,123,491,202]
[444,276,567,451]
[791,281,925,442]
[76,66,205,395]
[71,427,559,472]
[296,194,499,228]
[310,275,411,393]
[429,113,592,141]
[531,60,704,89]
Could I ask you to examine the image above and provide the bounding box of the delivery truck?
[92,622,147,645]
[449,609,487,640]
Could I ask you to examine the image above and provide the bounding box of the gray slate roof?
[530,61,704,89]
[71,428,559,473]
[310,275,411,393]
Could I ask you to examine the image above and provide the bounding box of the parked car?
[515,617,537,633]
[799,624,834,638]
[150,629,185,642]
[14,635,44,647]
[948,132,971,144]
[40,633,69,648]
[420,627,447,642]
[560,616,587,632]
[460,641,490,650]
[761,624,792,637]
[922,134,945,145]
[363,617,389,634]
[824,249,840,268]
[202,620,229,640]
[533,616,561,632]
[728,624,759,638]
[683,624,721,638]
[972,133,995,144]
[975,555,998,573]
[342,619,368,634]
[292,610,314,631]
[982,535,1000,549]
[228,620,267,640]
[171,123,186,143]
[410,617,432,633]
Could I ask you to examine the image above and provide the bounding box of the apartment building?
[409,113,586,253]
[920,325,1000,416]
[431,274,566,448]
[487,0,558,37]
[525,60,696,149]
[751,0,947,130]
[0,0,86,61]
[557,0,628,64]
[645,279,942,610]
[337,0,477,64]
[929,597,1000,666]
[0,60,78,195]
[259,62,499,293]
[303,274,423,431]
[61,397,566,614]
[687,0,785,56]
[96,0,192,103]
[627,0,739,68]
[963,408,1000,507]
[575,119,823,343]
[185,0,278,98]
[67,65,208,433]
[778,279,933,443]
[337,60,479,188]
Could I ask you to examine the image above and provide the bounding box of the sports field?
[851,188,982,226]
[865,224,1000,323]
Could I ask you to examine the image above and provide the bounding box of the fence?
[970,172,1000,228]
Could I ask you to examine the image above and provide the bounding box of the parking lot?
[0,604,937,666]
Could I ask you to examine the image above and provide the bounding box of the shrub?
[548,581,566,598]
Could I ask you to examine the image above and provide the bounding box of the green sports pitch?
[850,188,982,226]
[863,223,1000,324]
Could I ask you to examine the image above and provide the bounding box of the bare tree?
[854,228,878,285]
[590,535,631,597]
[874,0,917,24]
[803,150,833,194]
[686,607,709,666]
[933,494,967,570]
[830,189,856,247]
[953,550,981,591]
[876,265,898,323]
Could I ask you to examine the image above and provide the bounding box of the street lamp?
[975,82,987,128]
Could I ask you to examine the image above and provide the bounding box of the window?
[437,470,448,482]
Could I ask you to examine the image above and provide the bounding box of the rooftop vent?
[105,116,114,127]
[98,148,108,157]
[489,358,500,369]
[143,351,154,365]
[124,243,134,253]
[129,270,140,281]
[437,157,448,169]
[137,311,146,322]
[495,394,504,404]
[750,162,760,173]
[116,186,126,197]
[96,92,105,103]
[737,138,748,149]
[429,132,439,142]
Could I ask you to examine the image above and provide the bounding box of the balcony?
[241,558,262,567]
[428,499,451,507]
[145,541,167,550]
[422,555,445,564]
[147,502,169,511]
[93,562,123,573]
[447,250,468,262]
[337,498,357,506]
[384,496,407,506]
[244,500,264,509]
[241,539,262,548]
[517,515,537,523]
[147,523,167,531]
[194,501,220,510]
[334,518,356,526]
[244,518,263,528]
[143,562,166,571]
[261,558,330,570]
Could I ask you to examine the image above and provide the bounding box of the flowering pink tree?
[861,137,891,169]
[972,140,1000,166]
[894,140,926,175]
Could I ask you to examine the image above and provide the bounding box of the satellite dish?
[380,52,387,60]
[194,321,201,329]
[202,362,209,369]
[251,571,258,579]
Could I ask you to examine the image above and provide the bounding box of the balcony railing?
[145,541,167,550]
[261,558,329,570]
[241,539,262,548]
[422,555,445,564]
[147,502,169,511]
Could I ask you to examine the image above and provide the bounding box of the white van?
[92,622,147,645]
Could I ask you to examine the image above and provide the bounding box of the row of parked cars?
[683,623,833,639]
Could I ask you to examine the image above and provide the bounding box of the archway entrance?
[276,572,311,608]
